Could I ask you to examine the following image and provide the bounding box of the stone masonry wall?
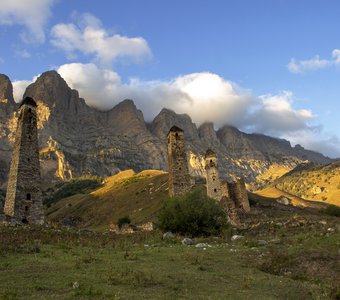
[4,99,44,224]
[205,150,222,201]
[167,127,192,197]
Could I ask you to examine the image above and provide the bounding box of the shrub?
[322,204,340,217]
[158,189,228,236]
[118,216,131,228]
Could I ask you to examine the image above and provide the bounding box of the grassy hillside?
[1,193,339,299]
[271,162,340,206]
[47,170,169,230]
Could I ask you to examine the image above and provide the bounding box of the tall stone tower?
[4,97,44,224]
[204,149,222,201]
[167,126,192,197]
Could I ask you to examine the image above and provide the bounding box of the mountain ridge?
[0,70,334,186]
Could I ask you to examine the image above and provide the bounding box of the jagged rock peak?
[0,73,15,105]
[151,107,199,141]
[112,99,138,110]
[198,122,220,147]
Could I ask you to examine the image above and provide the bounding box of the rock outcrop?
[0,71,333,186]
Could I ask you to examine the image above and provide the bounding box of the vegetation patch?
[158,189,228,236]
[323,204,340,217]
[44,175,103,206]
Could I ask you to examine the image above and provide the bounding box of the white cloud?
[246,91,314,135]
[0,0,55,43]
[332,49,340,65]
[12,80,33,102]
[51,13,151,65]
[288,49,340,73]
[287,56,331,74]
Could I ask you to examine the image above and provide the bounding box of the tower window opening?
[26,193,31,200]
[210,159,212,163]
[28,108,32,113]
[175,132,179,140]
[25,205,29,211]
[214,188,217,193]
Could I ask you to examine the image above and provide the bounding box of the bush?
[118,216,131,228]
[322,204,340,217]
[158,189,228,236]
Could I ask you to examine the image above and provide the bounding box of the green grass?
[1,201,339,300]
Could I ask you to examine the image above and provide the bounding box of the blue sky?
[0,0,339,158]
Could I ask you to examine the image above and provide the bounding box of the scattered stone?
[327,228,335,232]
[319,220,327,225]
[231,235,244,241]
[72,282,79,289]
[163,231,175,239]
[257,240,267,246]
[276,196,291,205]
[181,238,193,245]
[195,243,210,248]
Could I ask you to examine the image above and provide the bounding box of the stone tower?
[167,126,192,197]
[204,149,222,201]
[227,178,250,214]
[4,97,44,224]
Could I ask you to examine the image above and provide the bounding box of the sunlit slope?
[252,163,293,190]
[256,162,340,207]
[47,170,169,230]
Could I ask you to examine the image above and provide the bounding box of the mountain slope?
[47,170,169,230]
[257,162,340,206]
[0,70,333,186]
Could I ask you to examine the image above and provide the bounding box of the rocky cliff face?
[0,71,333,186]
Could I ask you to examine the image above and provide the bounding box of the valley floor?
[0,199,339,300]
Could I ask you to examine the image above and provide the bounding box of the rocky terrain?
[0,71,333,187]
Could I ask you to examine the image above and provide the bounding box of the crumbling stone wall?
[4,97,44,224]
[204,149,222,201]
[167,126,192,197]
[227,178,250,213]
[220,182,240,226]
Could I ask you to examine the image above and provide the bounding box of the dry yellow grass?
[256,163,292,182]
[255,186,328,208]
[47,170,169,230]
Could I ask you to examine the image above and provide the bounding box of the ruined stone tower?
[4,97,44,224]
[204,149,222,201]
[220,182,241,226]
[167,126,192,197]
[227,178,250,214]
